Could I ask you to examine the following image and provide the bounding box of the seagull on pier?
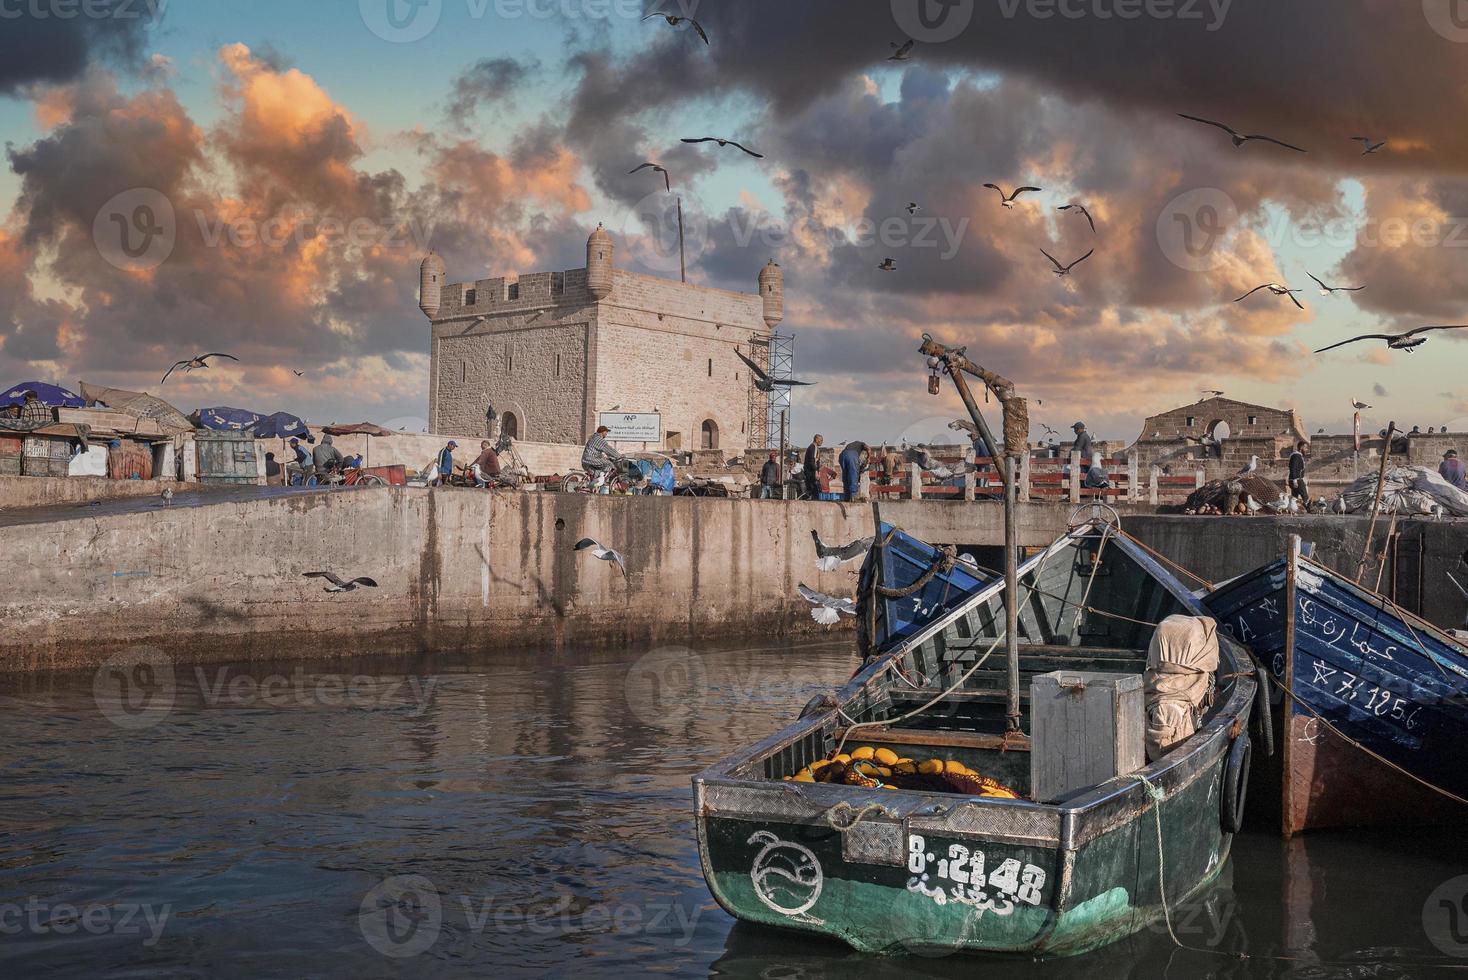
[1176,114,1307,152]
[1235,283,1305,310]
[574,537,627,576]
[1316,325,1468,355]
[735,349,814,392]
[1040,247,1094,278]
[877,257,897,272]
[797,584,857,626]
[681,136,762,158]
[628,162,672,192]
[161,352,238,384]
[1351,397,1373,411]
[1237,455,1259,477]
[159,487,173,507]
[888,38,915,61]
[1057,203,1096,233]
[644,11,709,44]
[983,183,1042,208]
[304,571,378,593]
[1307,272,1365,296]
[811,529,874,572]
[1351,136,1387,155]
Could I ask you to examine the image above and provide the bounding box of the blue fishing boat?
[856,521,988,658]
[1204,538,1468,834]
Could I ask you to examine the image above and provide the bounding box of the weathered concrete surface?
[4,490,1465,673]
[0,475,205,509]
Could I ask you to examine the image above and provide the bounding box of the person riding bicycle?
[312,433,346,482]
[287,437,314,485]
[582,425,624,492]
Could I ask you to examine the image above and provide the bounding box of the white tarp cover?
[1337,465,1468,517]
[1143,615,1220,761]
[67,444,108,477]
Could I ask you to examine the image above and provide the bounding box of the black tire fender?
[1251,663,1275,759]
[1221,732,1251,835]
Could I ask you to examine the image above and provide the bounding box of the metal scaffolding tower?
[744,332,796,453]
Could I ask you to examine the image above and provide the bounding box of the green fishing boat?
[692,521,1257,956]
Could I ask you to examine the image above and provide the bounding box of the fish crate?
[1030,671,1145,804]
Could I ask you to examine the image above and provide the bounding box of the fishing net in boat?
[1143,615,1220,762]
[785,748,1022,799]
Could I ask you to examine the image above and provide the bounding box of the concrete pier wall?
[4,489,1466,672]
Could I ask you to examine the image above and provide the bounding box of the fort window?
[555,353,561,378]
[1248,415,1258,426]
[507,282,520,301]
[460,361,466,382]
[503,413,518,439]
[465,288,477,306]
[701,419,719,449]
[707,358,713,377]
[1185,416,1196,427]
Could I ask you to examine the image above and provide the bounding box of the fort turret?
[419,252,445,318]
[759,259,784,329]
[587,224,614,300]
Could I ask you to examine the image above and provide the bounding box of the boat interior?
[749,526,1246,800]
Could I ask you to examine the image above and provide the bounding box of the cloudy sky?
[2,0,1467,444]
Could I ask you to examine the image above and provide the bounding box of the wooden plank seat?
[834,725,1032,752]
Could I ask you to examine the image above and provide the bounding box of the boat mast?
[917,334,1029,737]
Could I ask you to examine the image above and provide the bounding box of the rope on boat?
[872,527,958,599]
[821,801,893,831]
[1112,527,1216,591]
[1071,525,1113,634]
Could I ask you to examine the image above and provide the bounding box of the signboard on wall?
[599,412,662,442]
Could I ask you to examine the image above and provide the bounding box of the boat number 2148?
[907,836,1046,905]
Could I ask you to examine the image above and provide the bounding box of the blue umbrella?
[193,406,262,432]
[0,381,85,408]
[250,411,312,441]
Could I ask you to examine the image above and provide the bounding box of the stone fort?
[419,226,784,454]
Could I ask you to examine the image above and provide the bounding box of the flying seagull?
[797,583,857,626]
[304,571,378,594]
[643,11,709,44]
[1237,455,1259,477]
[681,137,762,159]
[1057,203,1096,233]
[888,38,915,61]
[1235,283,1305,311]
[735,349,814,391]
[1351,136,1387,155]
[1307,272,1365,296]
[1315,325,1468,355]
[1176,114,1307,152]
[877,257,897,272]
[292,370,304,377]
[573,537,627,576]
[1038,423,1059,439]
[811,529,874,572]
[905,202,921,214]
[1040,247,1094,277]
[1351,397,1373,410]
[628,162,671,192]
[983,183,1042,208]
[161,352,238,384]
[904,445,976,481]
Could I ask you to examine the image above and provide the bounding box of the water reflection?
[0,640,1465,977]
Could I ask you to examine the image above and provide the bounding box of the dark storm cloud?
[445,57,538,125]
[0,0,158,94]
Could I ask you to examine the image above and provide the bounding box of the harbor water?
[2,639,1466,978]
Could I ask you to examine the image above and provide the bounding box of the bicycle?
[561,467,631,494]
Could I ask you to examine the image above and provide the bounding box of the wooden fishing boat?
[855,521,988,656]
[694,521,1257,956]
[1203,538,1468,835]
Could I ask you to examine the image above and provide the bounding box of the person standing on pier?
[838,441,868,503]
[1071,422,1094,464]
[758,451,781,499]
[803,434,823,500]
[1441,449,1466,491]
[433,440,457,487]
[1288,441,1310,505]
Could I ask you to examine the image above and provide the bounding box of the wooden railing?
[860,449,1204,504]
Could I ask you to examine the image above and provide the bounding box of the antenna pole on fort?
[917,335,1027,738]
[676,197,686,284]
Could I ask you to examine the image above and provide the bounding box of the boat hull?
[1204,548,1468,834]
[696,743,1233,957]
